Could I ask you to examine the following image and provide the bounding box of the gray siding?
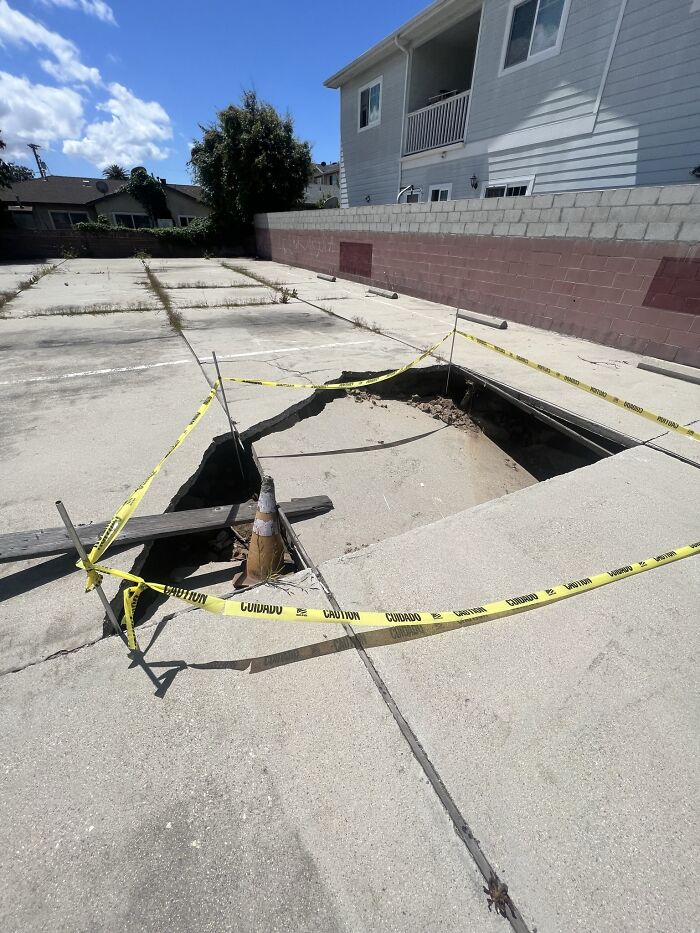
[467,0,618,140]
[337,0,700,205]
[339,49,406,207]
[401,156,489,202]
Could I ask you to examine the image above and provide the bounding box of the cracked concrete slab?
[255,394,536,561]
[0,571,504,933]
[319,446,700,933]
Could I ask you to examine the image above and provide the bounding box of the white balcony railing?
[404,91,470,156]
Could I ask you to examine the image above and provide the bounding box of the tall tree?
[0,132,13,189]
[189,90,311,236]
[102,164,128,180]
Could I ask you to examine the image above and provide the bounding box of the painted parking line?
[0,339,377,388]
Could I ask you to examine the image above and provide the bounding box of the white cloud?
[0,70,84,156]
[37,0,116,25]
[0,0,101,84]
[63,83,172,168]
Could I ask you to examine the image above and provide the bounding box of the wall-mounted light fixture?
[365,194,371,202]
[470,174,479,190]
[691,165,700,179]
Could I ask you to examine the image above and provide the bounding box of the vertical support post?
[55,499,126,643]
[445,307,460,396]
[212,349,245,482]
[56,499,162,691]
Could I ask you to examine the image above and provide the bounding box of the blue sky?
[0,0,426,182]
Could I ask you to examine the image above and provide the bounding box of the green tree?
[102,163,128,180]
[123,168,171,224]
[189,90,311,237]
[0,133,13,189]
[0,133,35,187]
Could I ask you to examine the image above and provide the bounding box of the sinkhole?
[115,362,624,635]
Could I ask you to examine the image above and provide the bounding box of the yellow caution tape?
[95,543,697,641]
[456,329,699,441]
[223,334,451,390]
[78,335,449,592]
[79,385,219,589]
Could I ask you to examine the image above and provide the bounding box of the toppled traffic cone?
[233,475,285,587]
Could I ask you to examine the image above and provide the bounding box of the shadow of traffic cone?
[233,475,285,587]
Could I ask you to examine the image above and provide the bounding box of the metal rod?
[445,308,459,396]
[212,349,245,481]
[55,500,162,691]
[55,500,127,643]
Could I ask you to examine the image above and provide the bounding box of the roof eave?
[324,0,477,88]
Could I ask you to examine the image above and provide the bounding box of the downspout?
[395,34,410,201]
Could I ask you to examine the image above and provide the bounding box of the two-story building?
[325,0,700,207]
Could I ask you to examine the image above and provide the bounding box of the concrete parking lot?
[1,256,698,932]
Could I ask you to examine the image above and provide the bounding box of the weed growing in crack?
[279,287,298,303]
[142,261,183,332]
[221,262,283,291]
[26,302,152,318]
[0,263,56,313]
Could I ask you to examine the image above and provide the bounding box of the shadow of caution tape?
[92,543,699,652]
[456,329,699,441]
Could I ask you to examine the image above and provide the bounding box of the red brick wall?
[256,228,700,368]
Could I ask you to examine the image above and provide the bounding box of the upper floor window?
[358,77,382,131]
[501,0,570,73]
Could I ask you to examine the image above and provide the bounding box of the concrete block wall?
[255,184,700,368]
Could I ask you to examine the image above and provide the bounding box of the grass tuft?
[142,262,183,332]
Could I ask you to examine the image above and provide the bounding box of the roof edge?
[324,0,477,88]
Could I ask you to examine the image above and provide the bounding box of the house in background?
[325,0,700,207]
[305,161,341,204]
[1,175,210,230]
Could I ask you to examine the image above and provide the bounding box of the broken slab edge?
[457,309,508,330]
[637,357,700,386]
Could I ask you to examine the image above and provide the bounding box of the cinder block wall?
[255,184,700,368]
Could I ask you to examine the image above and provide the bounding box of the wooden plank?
[0,496,333,564]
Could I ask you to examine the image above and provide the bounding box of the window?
[484,180,532,198]
[429,184,452,202]
[501,0,570,72]
[179,216,197,227]
[50,211,89,229]
[358,77,382,131]
[406,192,421,203]
[113,213,152,229]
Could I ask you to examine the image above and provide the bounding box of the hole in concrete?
[118,431,300,633]
[247,363,623,482]
[115,361,622,633]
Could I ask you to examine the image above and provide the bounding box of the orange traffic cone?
[234,475,285,587]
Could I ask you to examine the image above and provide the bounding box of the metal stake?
[212,349,246,481]
[56,499,127,643]
[56,500,162,691]
[445,308,460,396]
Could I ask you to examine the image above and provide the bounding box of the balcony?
[404,91,469,156]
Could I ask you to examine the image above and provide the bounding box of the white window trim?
[498,0,572,78]
[178,215,197,226]
[357,75,383,133]
[482,177,534,198]
[428,183,453,202]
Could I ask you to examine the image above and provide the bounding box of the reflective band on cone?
[235,475,285,586]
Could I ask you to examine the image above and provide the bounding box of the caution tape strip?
[223,333,451,390]
[79,384,219,589]
[456,329,699,441]
[96,543,698,652]
[78,335,450,592]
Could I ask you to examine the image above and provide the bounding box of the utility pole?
[27,144,48,180]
